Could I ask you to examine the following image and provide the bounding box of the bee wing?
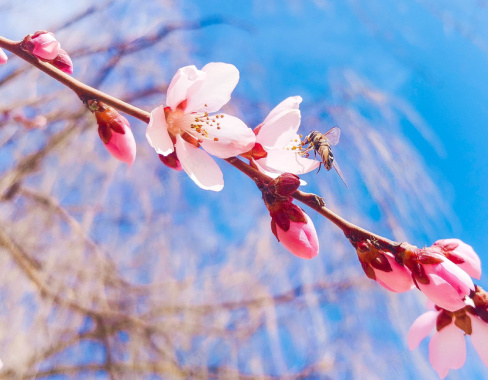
[324,127,341,146]
[333,160,349,188]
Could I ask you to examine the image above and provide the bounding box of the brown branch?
[0,33,403,254]
[0,37,150,124]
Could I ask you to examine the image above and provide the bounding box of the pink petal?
[429,324,466,379]
[198,114,255,158]
[407,310,439,350]
[374,252,414,293]
[175,135,224,191]
[146,106,174,156]
[256,149,320,175]
[275,213,319,259]
[0,48,7,64]
[470,315,488,367]
[263,96,302,124]
[104,122,136,165]
[256,109,301,148]
[418,274,469,312]
[435,239,481,280]
[185,62,239,113]
[32,33,60,60]
[166,65,206,111]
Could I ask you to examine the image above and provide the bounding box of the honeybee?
[303,127,348,188]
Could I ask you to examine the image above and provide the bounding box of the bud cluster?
[21,31,73,74]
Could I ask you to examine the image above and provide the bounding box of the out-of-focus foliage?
[0,1,485,379]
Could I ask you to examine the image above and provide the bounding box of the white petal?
[185,62,239,113]
[256,148,320,175]
[146,106,174,155]
[264,96,302,123]
[407,310,438,350]
[175,135,224,191]
[166,65,206,111]
[198,114,255,158]
[471,316,488,367]
[429,324,466,379]
[257,109,301,148]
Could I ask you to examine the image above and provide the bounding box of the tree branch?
[0,34,403,255]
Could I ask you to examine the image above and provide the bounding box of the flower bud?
[0,48,7,65]
[268,173,300,197]
[23,31,61,61]
[89,100,136,165]
[270,201,319,259]
[357,242,414,293]
[404,246,474,311]
[434,239,481,280]
[52,49,73,74]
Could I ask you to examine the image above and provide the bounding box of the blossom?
[90,100,136,165]
[251,96,319,176]
[0,48,7,64]
[356,242,414,293]
[146,63,255,191]
[407,299,488,379]
[403,245,474,311]
[434,238,481,280]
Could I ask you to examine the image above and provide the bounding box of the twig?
[0,34,403,254]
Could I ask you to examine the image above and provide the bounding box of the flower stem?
[0,34,402,254]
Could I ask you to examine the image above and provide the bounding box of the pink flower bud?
[357,243,414,293]
[434,238,481,280]
[0,48,7,65]
[272,207,319,260]
[26,31,61,61]
[405,247,474,312]
[90,101,136,165]
[52,49,73,74]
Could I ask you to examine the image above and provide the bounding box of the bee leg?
[316,162,322,174]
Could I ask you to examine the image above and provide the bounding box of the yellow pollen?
[217,126,221,130]
[214,137,219,141]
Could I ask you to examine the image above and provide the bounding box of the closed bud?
[268,173,300,197]
[403,245,474,312]
[269,200,319,259]
[52,49,73,74]
[357,242,414,292]
[89,100,136,165]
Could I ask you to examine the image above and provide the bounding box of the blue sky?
[2,0,488,378]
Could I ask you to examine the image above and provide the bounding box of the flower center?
[165,107,225,145]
